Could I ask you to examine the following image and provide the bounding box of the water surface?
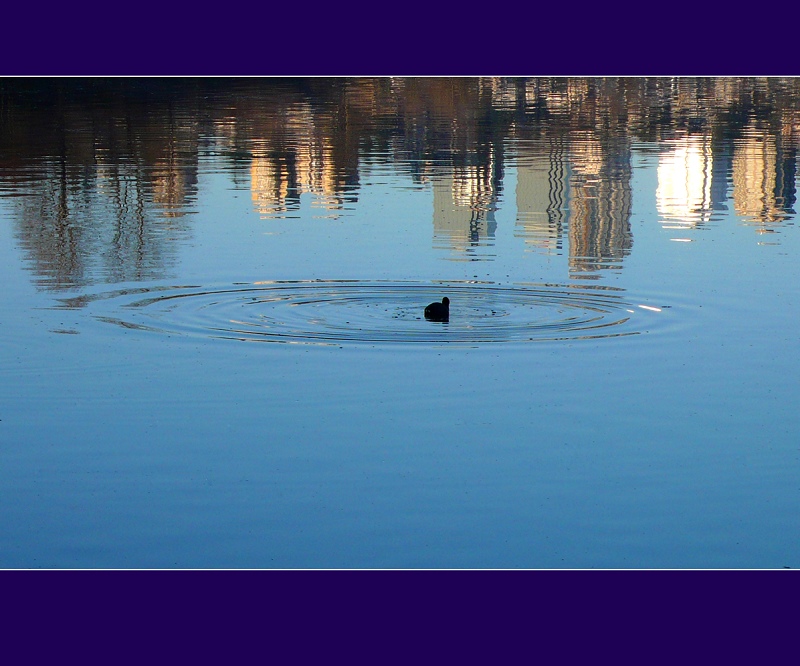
[1,78,798,568]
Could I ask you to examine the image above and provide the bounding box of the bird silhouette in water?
[424,296,450,322]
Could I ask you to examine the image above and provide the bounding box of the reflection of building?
[489,77,519,110]
[656,135,714,226]
[513,131,633,275]
[515,142,568,253]
[432,165,498,254]
[249,104,359,219]
[4,77,800,292]
[732,127,797,230]
[431,133,503,256]
[251,153,300,216]
[567,133,633,276]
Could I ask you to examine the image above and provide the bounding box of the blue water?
[0,78,798,567]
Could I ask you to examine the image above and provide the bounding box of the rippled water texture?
[64,280,663,345]
[1,78,799,568]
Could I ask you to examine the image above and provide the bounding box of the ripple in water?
[62,280,663,346]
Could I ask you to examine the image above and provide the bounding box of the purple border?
[4,570,798,657]
[3,5,798,75]
[3,2,798,654]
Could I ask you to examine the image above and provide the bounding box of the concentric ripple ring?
[65,280,659,345]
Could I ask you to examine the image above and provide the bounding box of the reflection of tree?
[1,80,197,289]
[13,157,192,290]
[14,166,84,288]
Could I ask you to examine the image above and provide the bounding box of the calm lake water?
[1,78,798,568]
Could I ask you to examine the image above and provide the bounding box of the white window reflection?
[656,135,713,227]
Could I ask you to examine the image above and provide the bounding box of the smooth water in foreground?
[1,78,798,568]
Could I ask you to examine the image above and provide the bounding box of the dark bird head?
[424,296,450,321]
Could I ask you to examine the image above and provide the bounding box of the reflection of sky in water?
[1,78,800,568]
